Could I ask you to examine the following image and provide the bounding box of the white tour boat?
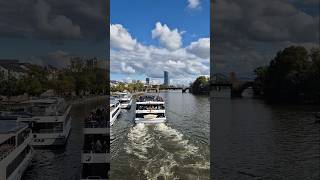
[115,92,132,109]
[110,97,121,126]
[17,97,72,147]
[135,95,166,124]
[81,106,109,180]
[0,120,33,180]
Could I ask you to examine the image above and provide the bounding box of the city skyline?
[110,0,210,85]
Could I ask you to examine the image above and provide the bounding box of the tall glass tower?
[164,71,169,86]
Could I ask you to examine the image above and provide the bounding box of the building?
[164,71,169,86]
[0,60,29,80]
[146,78,150,85]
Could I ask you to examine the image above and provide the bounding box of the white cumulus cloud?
[121,62,136,74]
[111,23,209,85]
[187,0,201,9]
[110,24,137,51]
[186,38,210,59]
[151,22,183,51]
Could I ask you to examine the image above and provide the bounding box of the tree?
[191,76,209,94]
[254,46,320,103]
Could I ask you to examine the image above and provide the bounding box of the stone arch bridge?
[211,73,254,98]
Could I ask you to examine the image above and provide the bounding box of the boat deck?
[84,107,108,128]
[137,95,164,102]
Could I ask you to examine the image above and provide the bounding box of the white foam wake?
[155,123,199,157]
[125,123,154,159]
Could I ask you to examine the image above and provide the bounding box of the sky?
[1,0,318,82]
[110,0,210,85]
[0,0,107,68]
[212,0,320,79]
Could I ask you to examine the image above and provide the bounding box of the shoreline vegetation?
[252,46,320,104]
[0,57,108,103]
[110,76,210,95]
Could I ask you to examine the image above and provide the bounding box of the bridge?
[211,73,253,98]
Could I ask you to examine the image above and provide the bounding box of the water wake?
[125,123,154,160]
[155,123,199,157]
[124,123,209,179]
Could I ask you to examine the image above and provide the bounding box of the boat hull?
[134,117,166,124]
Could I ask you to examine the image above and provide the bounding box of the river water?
[212,89,320,179]
[22,97,106,180]
[110,91,210,180]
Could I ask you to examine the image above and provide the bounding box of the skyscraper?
[146,77,150,85]
[164,71,169,86]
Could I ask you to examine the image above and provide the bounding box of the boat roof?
[0,120,28,144]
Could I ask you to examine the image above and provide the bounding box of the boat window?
[32,122,63,133]
[136,104,165,110]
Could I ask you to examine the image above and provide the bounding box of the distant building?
[164,71,169,86]
[146,78,150,85]
[0,60,29,80]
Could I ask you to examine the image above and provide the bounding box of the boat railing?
[0,144,15,161]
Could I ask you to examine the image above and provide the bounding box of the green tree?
[191,76,209,94]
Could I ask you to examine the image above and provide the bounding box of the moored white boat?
[0,120,33,180]
[110,97,121,126]
[17,97,72,147]
[81,106,109,180]
[115,92,132,109]
[135,95,166,124]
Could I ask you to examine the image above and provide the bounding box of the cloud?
[34,1,81,40]
[111,23,209,85]
[212,0,319,78]
[0,0,106,42]
[110,24,138,51]
[151,22,183,51]
[121,62,136,74]
[187,0,201,9]
[186,38,210,58]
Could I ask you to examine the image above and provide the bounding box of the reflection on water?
[212,89,320,179]
[23,98,106,180]
[111,91,210,180]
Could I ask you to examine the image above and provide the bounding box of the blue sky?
[110,0,210,85]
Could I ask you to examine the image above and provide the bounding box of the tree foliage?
[190,76,209,94]
[254,46,320,103]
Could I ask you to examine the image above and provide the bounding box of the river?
[110,91,210,180]
[22,97,107,180]
[212,89,320,179]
